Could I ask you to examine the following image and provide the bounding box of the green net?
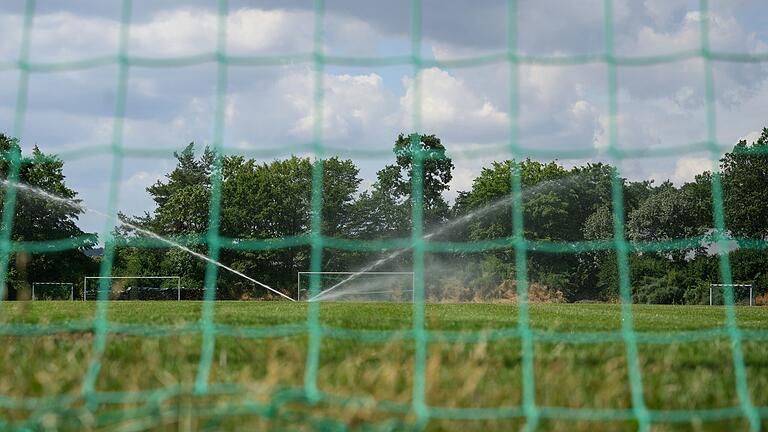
[1,0,767,430]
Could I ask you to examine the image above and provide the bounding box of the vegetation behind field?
[1,128,767,303]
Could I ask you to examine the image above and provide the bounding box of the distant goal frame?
[31,282,74,301]
[709,283,754,306]
[83,276,182,301]
[297,271,415,302]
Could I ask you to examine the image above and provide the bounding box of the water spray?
[0,179,295,302]
[308,173,584,302]
[307,195,511,302]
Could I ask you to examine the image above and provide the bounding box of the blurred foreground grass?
[0,302,766,431]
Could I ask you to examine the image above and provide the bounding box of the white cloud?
[5,8,328,62]
[400,68,508,141]
[275,70,396,142]
[28,12,119,61]
[645,156,714,187]
[517,0,631,54]
[131,8,315,56]
[715,77,768,147]
[593,111,664,153]
[643,0,688,28]
[619,10,767,101]
[740,130,763,144]
[1,1,767,234]
[450,166,479,197]
[122,170,162,191]
[30,6,378,59]
[669,157,713,185]
[0,14,22,60]
[324,13,381,56]
[569,100,604,150]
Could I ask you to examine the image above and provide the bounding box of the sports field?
[1,302,766,431]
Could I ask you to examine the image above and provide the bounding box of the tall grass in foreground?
[1,302,766,431]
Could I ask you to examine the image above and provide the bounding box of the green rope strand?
[0,0,34,303]
[0,2,766,430]
[81,0,132,408]
[603,1,651,430]
[304,0,327,403]
[507,1,540,430]
[408,0,430,426]
[194,0,230,394]
[698,1,760,430]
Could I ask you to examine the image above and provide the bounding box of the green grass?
[0,302,766,431]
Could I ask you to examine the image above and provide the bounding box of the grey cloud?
[1,0,767,234]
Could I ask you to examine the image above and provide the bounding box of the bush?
[756,293,768,306]
[490,280,566,304]
[683,281,711,305]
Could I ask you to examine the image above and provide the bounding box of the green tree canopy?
[722,128,768,240]
[0,134,96,298]
[393,133,454,227]
[626,181,710,249]
[108,127,768,304]
[116,145,362,297]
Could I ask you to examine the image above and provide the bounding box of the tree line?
[1,130,766,303]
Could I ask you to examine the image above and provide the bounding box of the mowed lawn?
[1,302,767,431]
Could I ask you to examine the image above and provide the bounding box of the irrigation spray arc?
[308,173,585,302]
[0,179,295,301]
[307,197,511,302]
[3,173,583,303]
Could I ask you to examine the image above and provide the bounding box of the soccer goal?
[709,283,754,306]
[298,271,415,302]
[31,282,74,300]
[83,276,182,301]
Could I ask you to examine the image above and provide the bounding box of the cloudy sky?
[1,0,767,234]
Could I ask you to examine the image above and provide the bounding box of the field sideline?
[1,302,767,431]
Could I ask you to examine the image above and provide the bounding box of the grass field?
[1,302,767,431]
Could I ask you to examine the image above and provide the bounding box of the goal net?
[298,272,414,302]
[3,0,768,430]
[709,284,754,306]
[83,276,187,301]
[31,282,74,300]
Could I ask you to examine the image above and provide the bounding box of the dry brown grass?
[1,302,766,431]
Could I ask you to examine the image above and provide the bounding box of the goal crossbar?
[709,283,753,306]
[84,276,181,301]
[31,282,74,300]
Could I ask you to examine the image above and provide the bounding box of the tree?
[114,144,214,291]
[392,133,454,227]
[626,181,710,259]
[349,165,410,239]
[583,205,613,241]
[348,133,454,241]
[456,159,573,241]
[730,249,768,297]
[0,134,97,298]
[117,145,363,298]
[321,158,364,238]
[146,143,213,234]
[452,159,596,300]
[680,172,713,230]
[218,155,362,294]
[722,128,768,240]
[107,126,768,304]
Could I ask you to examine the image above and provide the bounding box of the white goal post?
[709,283,753,306]
[83,276,182,301]
[31,282,74,300]
[298,271,415,302]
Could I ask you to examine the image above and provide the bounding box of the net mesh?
[1,0,767,430]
